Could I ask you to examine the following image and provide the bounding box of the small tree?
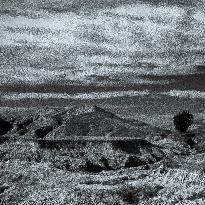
[173,110,193,133]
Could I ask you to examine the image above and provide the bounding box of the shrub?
[0,117,13,135]
[173,110,193,133]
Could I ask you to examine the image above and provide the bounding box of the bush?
[173,110,193,133]
[0,117,13,135]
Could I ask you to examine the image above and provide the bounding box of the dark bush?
[100,157,113,170]
[0,117,13,135]
[0,184,9,194]
[83,161,104,173]
[173,110,193,133]
[185,133,196,149]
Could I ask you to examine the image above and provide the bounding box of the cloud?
[1,0,203,18]
[161,90,205,99]
[0,0,204,88]
[1,90,151,100]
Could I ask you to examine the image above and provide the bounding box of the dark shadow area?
[0,117,13,135]
[112,139,159,154]
[125,156,147,168]
[0,136,9,144]
[83,161,104,173]
[34,126,53,138]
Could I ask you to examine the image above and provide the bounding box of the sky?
[0,0,205,88]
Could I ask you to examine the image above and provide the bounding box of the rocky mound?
[45,105,167,140]
[1,106,169,140]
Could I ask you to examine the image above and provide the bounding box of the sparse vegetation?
[0,106,205,204]
[173,110,193,133]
